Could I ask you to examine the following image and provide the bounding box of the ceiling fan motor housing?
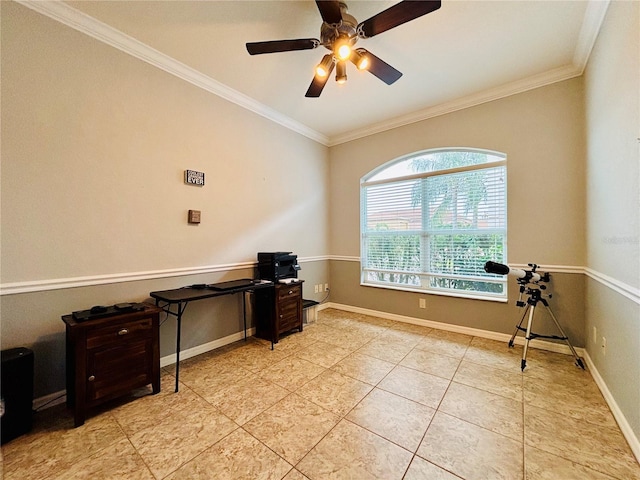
[246,0,442,97]
[320,2,358,50]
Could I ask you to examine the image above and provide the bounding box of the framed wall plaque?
[184,170,205,186]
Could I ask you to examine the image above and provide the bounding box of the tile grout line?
[9,309,637,480]
[289,325,432,478]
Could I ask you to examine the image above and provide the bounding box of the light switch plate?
[188,210,201,224]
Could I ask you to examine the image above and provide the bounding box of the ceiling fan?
[246,0,442,97]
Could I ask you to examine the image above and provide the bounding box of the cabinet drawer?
[86,318,153,350]
[278,284,301,299]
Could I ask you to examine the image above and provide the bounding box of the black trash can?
[1,347,34,444]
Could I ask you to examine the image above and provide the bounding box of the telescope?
[484,261,549,284]
[488,260,585,372]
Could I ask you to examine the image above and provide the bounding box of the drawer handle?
[288,290,293,295]
[118,328,129,336]
[88,375,95,382]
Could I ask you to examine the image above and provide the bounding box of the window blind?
[361,151,507,298]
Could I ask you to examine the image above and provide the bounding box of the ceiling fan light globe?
[336,61,347,84]
[336,44,351,60]
[353,52,369,70]
[315,54,334,78]
[316,65,329,77]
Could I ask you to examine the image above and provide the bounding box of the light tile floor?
[2,308,639,480]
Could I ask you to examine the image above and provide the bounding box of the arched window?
[360,148,507,300]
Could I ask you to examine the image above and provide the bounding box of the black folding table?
[150,280,273,392]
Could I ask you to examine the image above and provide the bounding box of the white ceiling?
[27,1,608,145]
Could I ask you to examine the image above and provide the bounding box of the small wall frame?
[184,170,205,186]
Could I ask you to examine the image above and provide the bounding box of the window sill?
[360,281,508,303]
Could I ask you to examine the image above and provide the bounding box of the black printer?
[257,252,300,281]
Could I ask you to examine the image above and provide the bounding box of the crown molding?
[328,0,609,146]
[16,0,329,146]
[573,0,611,74]
[327,64,582,146]
[16,1,607,149]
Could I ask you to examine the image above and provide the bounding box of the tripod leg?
[543,304,585,370]
[521,305,536,371]
[509,305,529,348]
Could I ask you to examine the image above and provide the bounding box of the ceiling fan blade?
[315,1,343,25]
[354,49,402,85]
[246,38,319,55]
[305,62,335,97]
[358,0,441,38]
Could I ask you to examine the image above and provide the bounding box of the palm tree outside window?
[360,148,507,300]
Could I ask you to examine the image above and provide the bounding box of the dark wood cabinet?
[62,305,161,427]
[255,282,303,343]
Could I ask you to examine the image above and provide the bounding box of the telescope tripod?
[508,284,585,371]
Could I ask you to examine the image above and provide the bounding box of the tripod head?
[515,282,552,307]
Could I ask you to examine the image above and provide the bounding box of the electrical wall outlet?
[419,298,426,309]
[325,283,329,291]
[314,284,319,294]
[602,336,607,356]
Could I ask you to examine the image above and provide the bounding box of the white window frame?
[360,148,508,301]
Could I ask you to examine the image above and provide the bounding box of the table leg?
[174,301,188,393]
[242,292,247,341]
[175,313,181,393]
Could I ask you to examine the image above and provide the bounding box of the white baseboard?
[582,351,640,464]
[30,304,337,410]
[325,301,639,464]
[162,305,327,367]
[324,302,585,356]
[160,327,256,367]
[32,300,639,465]
[32,389,66,411]
[32,328,257,411]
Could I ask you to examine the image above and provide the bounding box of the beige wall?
[328,78,586,337]
[330,260,586,345]
[329,78,586,266]
[2,4,638,455]
[1,2,328,282]
[584,0,640,440]
[0,2,330,397]
[585,1,640,290]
